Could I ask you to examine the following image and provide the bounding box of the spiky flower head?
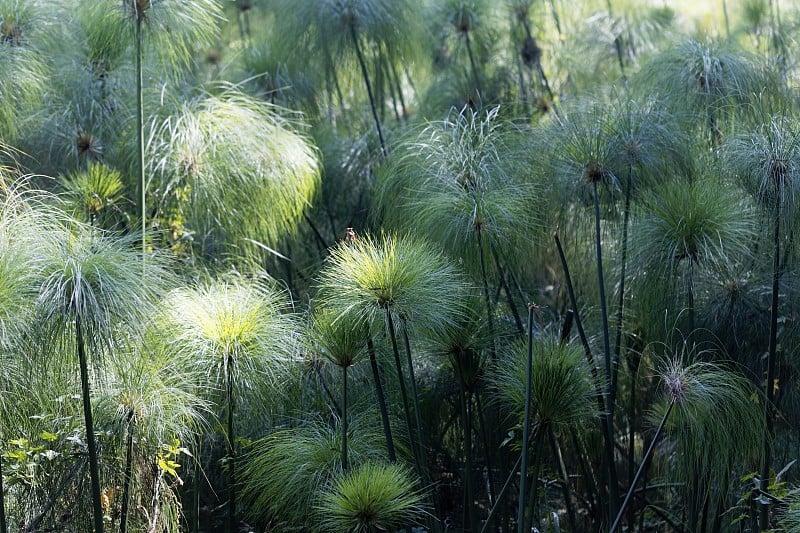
[491,335,598,428]
[317,233,465,336]
[723,115,800,215]
[165,277,297,389]
[36,226,172,354]
[60,163,124,224]
[307,307,370,369]
[651,355,762,497]
[376,106,540,272]
[630,176,755,274]
[148,88,320,261]
[91,0,223,71]
[241,419,386,528]
[316,461,426,532]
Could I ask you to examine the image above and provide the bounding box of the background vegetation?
[1,0,800,531]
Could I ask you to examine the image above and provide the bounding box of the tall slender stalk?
[611,166,633,405]
[226,360,236,533]
[610,400,675,533]
[554,230,618,525]
[760,200,781,531]
[385,312,423,476]
[517,305,535,533]
[459,378,475,530]
[524,428,546,533]
[349,25,386,156]
[0,449,6,533]
[464,31,483,98]
[401,327,428,476]
[593,180,621,521]
[135,11,145,258]
[119,412,135,533]
[368,339,396,463]
[342,365,349,470]
[76,314,104,533]
[476,227,496,359]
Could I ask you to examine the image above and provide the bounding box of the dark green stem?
[135,15,145,259]
[225,359,236,533]
[386,312,422,475]
[593,180,620,521]
[476,227,496,360]
[349,25,386,156]
[342,365,348,470]
[760,201,781,531]
[401,327,428,476]
[554,231,615,522]
[0,430,6,533]
[459,379,474,531]
[549,427,578,533]
[722,0,730,38]
[464,31,483,98]
[611,167,632,407]
[479,452,524,533]
[610,400,674,533]
[120,412,135,533]
[524,427,546,533]
[474,391,497,509]
[76,314,104,533]
[368,339,396,462]
[225,366,236,533]
[491,246,524,336]
[518,305,536,533]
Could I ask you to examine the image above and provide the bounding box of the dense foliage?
[2,0,800,532]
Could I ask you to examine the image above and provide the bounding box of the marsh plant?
[163,277,296,532]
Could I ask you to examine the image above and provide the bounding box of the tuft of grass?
[317,233,464,337]
[491,334,598,428]
[240,418,386,529]
[316,461,427,533]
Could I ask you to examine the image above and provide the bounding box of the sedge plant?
[94,332,208,533]
[240,417,386,530]
[164,276,297,533]
[147,87,320,264]
[317,233,465,486]
[723,115,800,529]
[307,308,370,470]
[316,461,427,532]
[490,332,598,531]
[95,0,222,253]
[270,0,423,156]
[35,225,172,533]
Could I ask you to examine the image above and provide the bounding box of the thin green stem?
[474,390,497,509]
[0,431,6,533]
[459,378,474,531]
[401,327,427,477]
[593,180,620,521]
[611,166,632,407]
[480,452,524,533]
[342,365,348,470]
[464,31,483,98]
[524,427,546,533]
[518,305,535,533]
[477,228,496,360]
[349,25,386,157]
[76,314,104,533]
[368,339,396,463]
[136,16,145,259]
[385,312,422,476]
[610,400,675,533]
[549,427,578,533]
[120,412,135,533]
[760,201,781,531]
[225,360,236,533]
